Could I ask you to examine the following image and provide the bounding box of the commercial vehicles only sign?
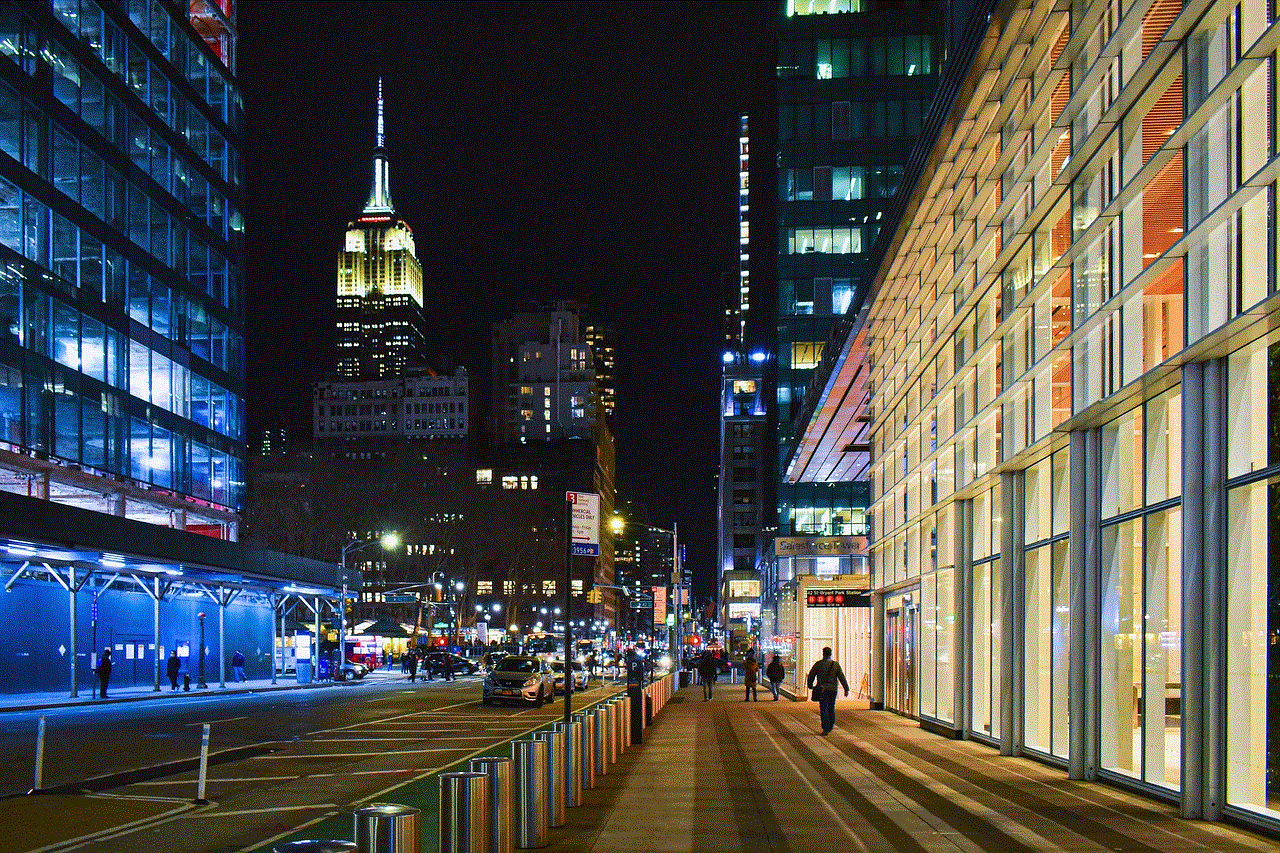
[567,491,601,556]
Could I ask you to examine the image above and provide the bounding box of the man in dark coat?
[95,648,112,698]
[806,646,850,735]
[696,652,719,701]
[407,651,418,682]
[166,650,181,690]
[765,653,785,701]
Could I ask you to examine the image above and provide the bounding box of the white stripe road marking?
[254,747,468,759]
[185,804,340,819]
[133,776,296,785]
[236,717,551,853]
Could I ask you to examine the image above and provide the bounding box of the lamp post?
[610,515,682,664]
[196,612,207,688]
[339,532,399,679]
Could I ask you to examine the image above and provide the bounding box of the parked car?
[338,658,368,681]
[482,655,555,706]
[480,651,508,673]
[550,659,588,694]
[424,651,478,677]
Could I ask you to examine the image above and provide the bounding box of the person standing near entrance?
[167,650,181,690]
[743,653,760,701]
[765,653,785,701]
[95,648,112,699]
[231,649,246,682]
[806,646,849,735]
[406,652,418,682]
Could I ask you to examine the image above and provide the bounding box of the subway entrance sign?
[805,590,870,608]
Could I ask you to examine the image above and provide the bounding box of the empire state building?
[335,80,429,379]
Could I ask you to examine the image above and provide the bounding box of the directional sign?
[567,491,600,556]
[383,594,417,604]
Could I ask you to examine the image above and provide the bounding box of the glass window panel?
[1144,507,1181,790]
[1024,544,1052,753]
[1101,518,1142,779]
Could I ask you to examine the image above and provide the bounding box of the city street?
[0,671,624,853]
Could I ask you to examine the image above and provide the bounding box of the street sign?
[566,491,600,556]
[382,594,417,604]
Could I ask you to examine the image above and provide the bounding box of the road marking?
[185,804,339,819]
[133,775,296,785]
[254,747,467,759]
[186,715,247,726]
[22,801,200,853]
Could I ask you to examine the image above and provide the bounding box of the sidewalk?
[0,671,363,713]
[546,687,1278,853]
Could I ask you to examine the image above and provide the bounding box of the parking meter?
[626,651,646,742]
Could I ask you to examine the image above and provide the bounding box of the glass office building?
[774,0,943,539]
[0,0,244,536]
[794,0,1280,832]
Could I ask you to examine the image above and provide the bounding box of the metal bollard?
[619,696,631,748]
[533,729,566,828]
[353,802,421,853]
[591,707,608,777]
[438,772,488,853]
[600,703,616,765]
[469,756,515,853]
[511,739,548,849]
[274,843,357,853]
[613,699,627,753]
[553,720,582,808]
[572,712,595,791]
[606,701,616,758]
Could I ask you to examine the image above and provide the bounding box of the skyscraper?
[491,302,599,446]
[0,0,246,537]
[334,80,429,380]
[772,1,945,541]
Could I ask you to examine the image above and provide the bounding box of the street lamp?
[610,513,682,664]
[338,532,399,678]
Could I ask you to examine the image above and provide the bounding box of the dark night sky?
[238,2,776,600]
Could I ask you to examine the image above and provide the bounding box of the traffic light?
[587,588,602,604]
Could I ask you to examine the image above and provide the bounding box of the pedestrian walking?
[806,646,850,735]
[231,649,246,682]
[765,653,785,701]
[400,651,409,674]
[406,652,418,682]
[743,653,760,701]
[696,651,719,700]
[95,647,112,699]
[166,650,181,691]
[385,645,394,670]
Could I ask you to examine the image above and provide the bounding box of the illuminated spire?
[363,78,394,215]
[376,76,385,149]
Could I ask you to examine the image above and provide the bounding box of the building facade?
[313,367,468,446]
[0,0,245,537]
[772,0,944,545]
[491,303,599,446]
[791,0,1280,831]
[334,80,429,380]
[718,352,769,581]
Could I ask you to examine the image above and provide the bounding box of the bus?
[523,632,561,658]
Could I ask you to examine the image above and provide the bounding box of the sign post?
[565,491,599,723]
